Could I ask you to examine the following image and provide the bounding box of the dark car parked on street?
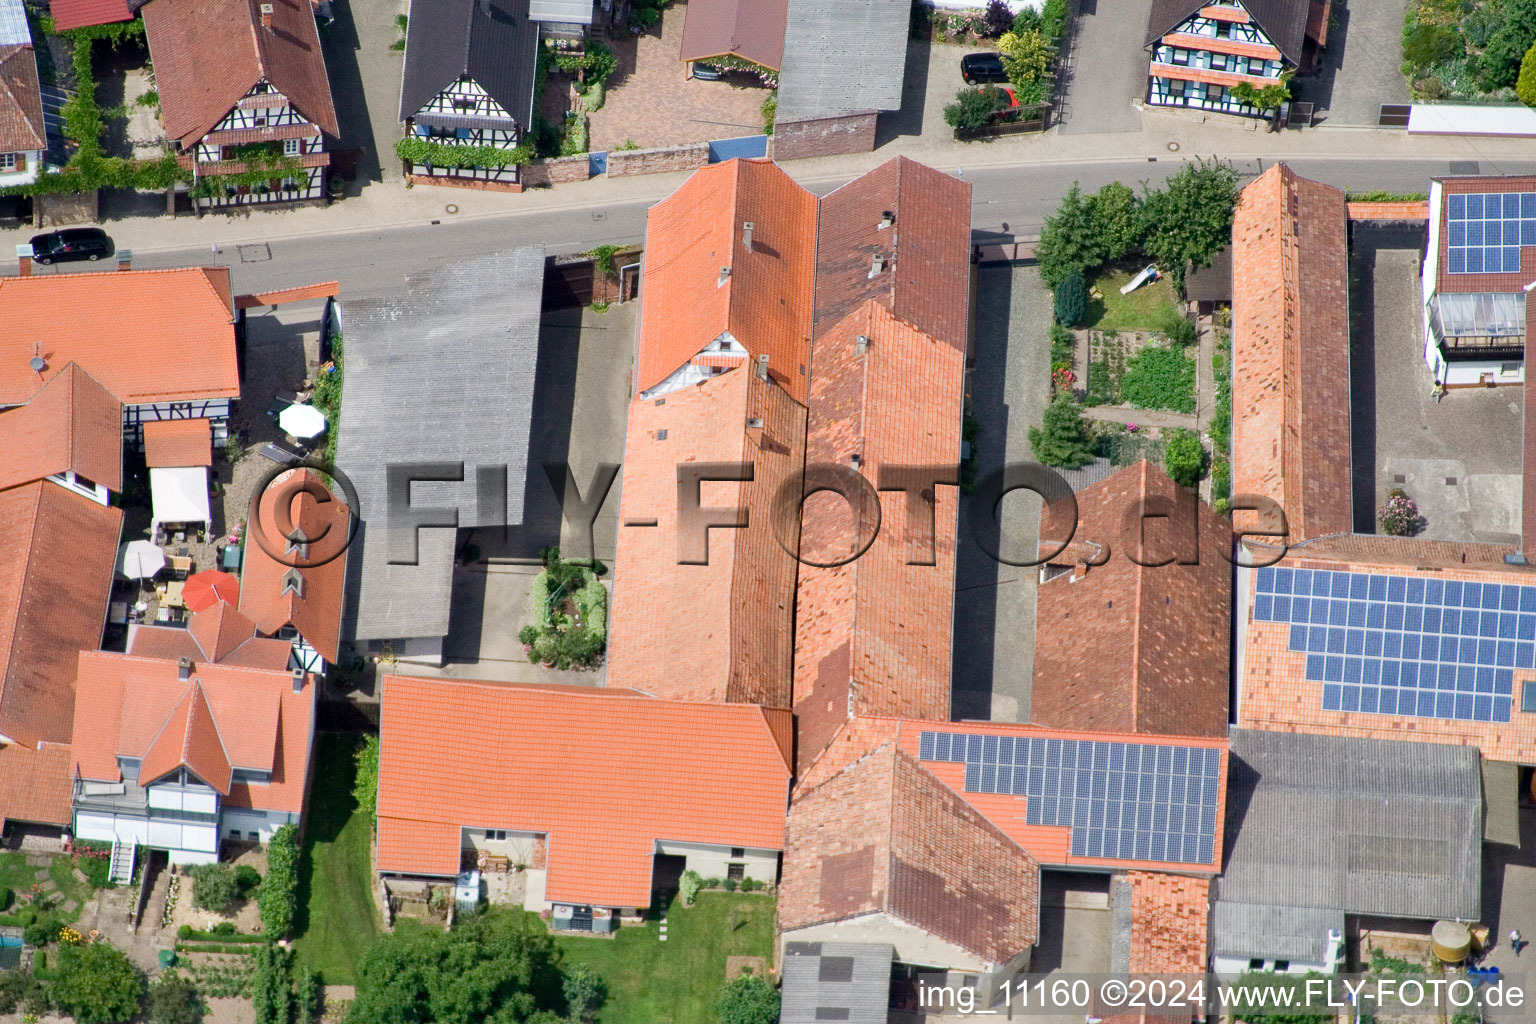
[961,51,1008,84]
[29,227,115,265]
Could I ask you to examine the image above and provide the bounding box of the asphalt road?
[19,155,1536,299]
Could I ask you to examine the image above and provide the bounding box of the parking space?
[1293,0,1411,126]
[1056,0,1148,135]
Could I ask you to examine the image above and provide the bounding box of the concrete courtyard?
[1350,224,1523,545]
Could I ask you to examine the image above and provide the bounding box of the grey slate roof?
[1145,0,1313,64]
[337,248,544,641]
[398,0,540,129]
[781,942,893,1024]
[776,0,909,122]
[1213,729,1482,963]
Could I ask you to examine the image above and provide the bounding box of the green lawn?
[1084,265,1180,333]
[0,851,95,924]
[491,892,775,1024]
[292,732,382,984]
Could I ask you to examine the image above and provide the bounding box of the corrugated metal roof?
[528,0,592,23]
[0,0,28,47]
[1213,901,1343,963]
[1214,729,1482,931]
[781,942,894,1024]
[776,0,908,121]
[337,248,544,641]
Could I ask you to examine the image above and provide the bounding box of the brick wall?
[770,113,878,161]
[403,172,523,193]
[605,142,709,177]
[1346,200,1429,221]
[522,154,592,187]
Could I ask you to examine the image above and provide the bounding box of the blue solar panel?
[919,732,1220,867]
[1445,191,1530,274]
[1254,567,1527,724]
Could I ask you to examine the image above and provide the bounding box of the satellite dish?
[28,356,45,373]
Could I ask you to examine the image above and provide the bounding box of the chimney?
[717,265,731,287]
[855,334,870,354]
[259,2,273,28]
[879,210,894,229]
[291,668,304,694]
[742,221,754,251]
[868,255,884,279]
[755,353,769,381]
[178,657,193,681]
[115,248,132,272]
[849,453,863,469]
[16,243,31,277]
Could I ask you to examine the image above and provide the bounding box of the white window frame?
[283,137,302,157]
[0,153,17,171]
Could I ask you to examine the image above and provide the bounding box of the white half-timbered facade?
[404,76,521,184]
[186,84,328,209]
[1144,0,1324,119]
[124,399,233,446]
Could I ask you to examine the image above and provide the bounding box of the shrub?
[1231,79,1291,109]
[1120,345,1196,413]
[983,0,1013,36]
[148,970,202,1024]
[997,28,1051,90]
[252,943,292,1024]
[296,964,318,1024]
[1519,41,1536,106]
[1053,268,1087,326]
[722,876,737,892]
[52,941,144,1024]
[1155,304,1197,348]
[75,839,114,888]
[1164,429,1205,487]
[258,825,299,939]
[1049,322,1075,364]
[679,869,703,906]
[716,973,780,1024]
[1379,492,1422,536]
[1211,459,1231,505]
[0,886,10,911]
[564,963,607,1023]
[1028,393,1096,469]
[1039,0,1068,39]
[177,925,193,940]
[1402,23,1459,68]
[234,865,262,900]
[354,732,381,827]
[0,968,49,1016]
[943,85,1010,131]
[190,863,239,914]
[761,93,776,135]
[1011,6,1040,33]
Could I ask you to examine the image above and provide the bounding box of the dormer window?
[285,535,309,559]
[281,568,305,598]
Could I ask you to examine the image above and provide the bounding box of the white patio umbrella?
[118,539,166,580]
[278,403,328,440]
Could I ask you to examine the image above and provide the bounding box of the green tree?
[259,824,299,938]
[1036,183,1098,286]
[1476,0,1536,91]
[346,912,564,1024]
[1028,393,1096,469]
[354,732,381,826]
[1088,182,1141,262]
[1139,159,1239,287]
[997,28,1052,90]
[51,941,145,1024]
[1518,41,1536,106]
[943,86,1009,130]
[715,974,780,1024]
[1164,429,1205,487]
[1230,79,1290,110]
[1053,268,1087,326]
[190,862,240,914]
[148,971,202,1024]
[562,964,607,1023]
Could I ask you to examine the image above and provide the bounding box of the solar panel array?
[1446,192,1536,275]
[1254,567,1523,724]
[918,731,1220,866]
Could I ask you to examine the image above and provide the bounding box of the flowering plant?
[1378,492,1422,536]
[1051,367,1077,390]
[1126,423,1140,433]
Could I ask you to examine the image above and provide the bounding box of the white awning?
[1409,104,1536,137]
[150,466,211,531]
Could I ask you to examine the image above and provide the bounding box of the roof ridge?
[0,48,45,149]
[187,679,235,775]
[1130,460,1148,729]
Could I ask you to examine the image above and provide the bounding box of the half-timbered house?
[1144,0,1328,118]
[144,0,338,210]
[398,0,540,188]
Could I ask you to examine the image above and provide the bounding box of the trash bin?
[157,949,177,968]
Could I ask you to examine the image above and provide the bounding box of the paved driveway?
[1056,0,1149,134]
[322,0,407,186]
[1293,0,1411,126]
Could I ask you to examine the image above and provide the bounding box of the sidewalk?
[1,106,1532,256]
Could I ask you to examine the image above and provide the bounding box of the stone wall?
[769,113,878,161]
[34,190,98,228]
[522,154,592,188]
[605,142,709,177]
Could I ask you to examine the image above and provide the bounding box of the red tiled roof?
[813,157,972,347]
[143,418,212,468]
[71,650,314,814]
[793,301,963,771]
[238,469,350,664]
[234,281,339,309]
[1231,163,1353,544]
[0,268,236,407]
[0,741,73,828]
[678,0,787,69]
[1238,557,1536,763]
[48,0,134,32]
[0,482,122,748]
[1432,177,1536,295]
[375,677,793,907]
[607,367,806,706]
[0,363,123,493]
[636,159,817,403]
[780,719,1041,966]
[144,0,339,149]
[129,608,292,671]
[1126,871,1210,974]
[1032,461,1232,738]
[0,44,45,154]
[140,681,233,794]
